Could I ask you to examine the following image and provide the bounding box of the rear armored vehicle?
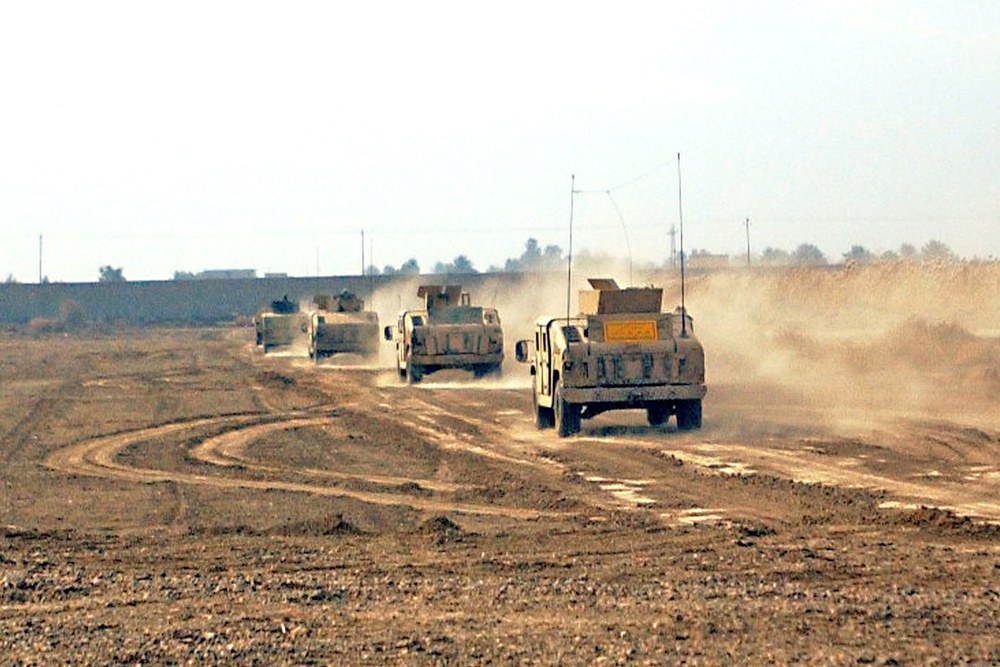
[306,291,379,360]
[384,285,503,383]
[515,278,706,436]
[254,295,308,352]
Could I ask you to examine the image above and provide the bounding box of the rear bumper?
[562,383,706,405]
[410,352,504,369]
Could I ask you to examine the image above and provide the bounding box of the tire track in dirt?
[1,385,70,466]
[188,416,468,492]
[378,386,702,517]
[44,411,563,520]
[583,425,1000,523]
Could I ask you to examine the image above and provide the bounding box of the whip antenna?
[566,174,576,323]
[677,152,687,338]
[606,190,633,286]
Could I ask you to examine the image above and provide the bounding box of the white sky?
[1,0,998,282]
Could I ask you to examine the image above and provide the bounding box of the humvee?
[306,291,380,360]
[515,278,706,436]
[384,285,504,383]
[254,295,307,352]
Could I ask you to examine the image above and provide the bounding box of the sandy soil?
[5,264,1000,665]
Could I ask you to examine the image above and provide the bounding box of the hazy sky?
[2,1,998,283]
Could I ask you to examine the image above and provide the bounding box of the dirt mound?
[417,515,462,535]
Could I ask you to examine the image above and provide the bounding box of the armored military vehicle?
[515,278,706,436]
[384,285,504,383]
[306,291,380,360]
[254,295,308,352]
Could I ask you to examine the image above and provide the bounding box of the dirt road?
[3,312,1000,664]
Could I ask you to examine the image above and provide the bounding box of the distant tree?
[398,258,420,275]
[899,243,917,259]
[504,238,563,272]
[41,275,50,284]
[382,265,397,276]
[760,247,790,266]
[434,255,477,274]
[5,273,17,284]
[364,264,381,276]
[99,265,126,282]
[842,245,876,264]
[791,243,827,266]
[920,239,956,261]
[173,271,196,280]
[881,250,899,261]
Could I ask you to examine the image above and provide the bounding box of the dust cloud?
[672,263,1000,427]
[347,263,1000,424]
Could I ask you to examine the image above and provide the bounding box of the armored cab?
[515,278,706,436]
[254,295,308,352]
[384,285,504,383]
[307,291,380,360]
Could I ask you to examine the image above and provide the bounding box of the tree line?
[0,238,966,285]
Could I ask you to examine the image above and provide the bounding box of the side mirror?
[383,325,393,341]
[514,340,530,363]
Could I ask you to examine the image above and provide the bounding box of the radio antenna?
[606,190,633,286]
[566,174,576,323]
[677,153,687,338]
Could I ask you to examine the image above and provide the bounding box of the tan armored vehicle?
[384,285,504,383]
[254,295,308,352]
[306,291,379,360]
[515,278,706,436]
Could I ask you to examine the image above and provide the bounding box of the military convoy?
[515,279,706,436]
[383,285,504,383]
[255,277,705,436]
[306,292,380,361]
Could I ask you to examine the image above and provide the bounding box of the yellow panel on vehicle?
[604,320,657,341]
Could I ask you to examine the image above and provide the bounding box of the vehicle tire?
[554,383,580,437]
[533,385,555,429]
[646,403,669,427]
[406,361,423,384]
[676,399,702,431]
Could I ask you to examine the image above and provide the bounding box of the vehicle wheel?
[554,383,580,437]
[646,403,669,427]
[676,399,702,431]
[533,385,554,429]
[406,362,423,384]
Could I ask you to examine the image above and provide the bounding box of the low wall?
[0,274,502,326]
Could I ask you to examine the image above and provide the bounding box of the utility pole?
[361,229,365,277]
[38,234,43,283]
[744,218,751,268]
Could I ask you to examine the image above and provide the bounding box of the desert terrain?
[4,263,1000,665]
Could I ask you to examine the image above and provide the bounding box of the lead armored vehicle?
[515,278,706,436]
[384,285,504,383]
